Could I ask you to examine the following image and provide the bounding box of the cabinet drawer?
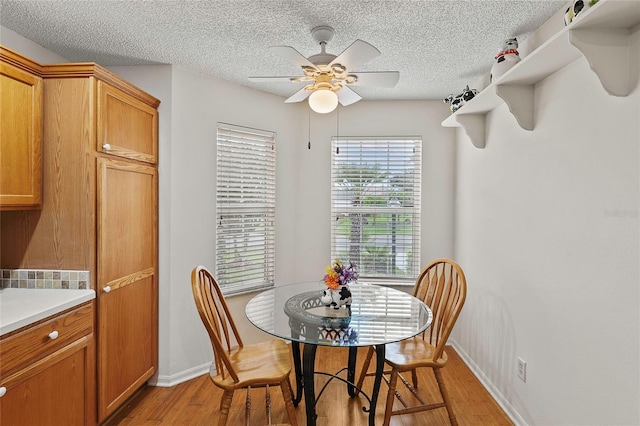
[0,302,93,377]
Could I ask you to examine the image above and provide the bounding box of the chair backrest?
[191,265,243,382]
[413,258,467,361]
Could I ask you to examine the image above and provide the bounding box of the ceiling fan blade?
[329,39,380,70]
[337,86,361,106]
[270,46,317,69]
[248,76,303,82]
[284,87,312,103]
[349,71,399,88]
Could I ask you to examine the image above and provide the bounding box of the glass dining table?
[245,281,433,426]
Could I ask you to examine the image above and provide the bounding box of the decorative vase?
[321,283,352,310]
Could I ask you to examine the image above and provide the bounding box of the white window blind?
[216,123,276,295]
[331,137,421,284]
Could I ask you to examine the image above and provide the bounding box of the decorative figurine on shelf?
[443,85,478,113]
[490,37,521,82]
[443,93,463,113]
[321,259,357,310]
[461,85,478,103]
[564,0,598,25]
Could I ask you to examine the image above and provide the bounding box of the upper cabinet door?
[0,61,43,210]
[97,81,158,164]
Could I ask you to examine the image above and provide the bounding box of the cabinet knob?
[103,143,111,151]
[48,330,59,340]
[103,286,111,293]
[0,387,6,397]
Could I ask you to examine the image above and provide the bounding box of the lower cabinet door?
[96,157,158,421]
[0,337,96,426]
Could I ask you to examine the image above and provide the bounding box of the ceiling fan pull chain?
[337,103,340,139]
[308,108,311,150]
[335,104,341,154]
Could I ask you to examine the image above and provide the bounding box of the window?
[216,123,276,295]
[331,137,421,284]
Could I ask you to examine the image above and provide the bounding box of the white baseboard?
[148,362,211,387]
[449,339,528,426]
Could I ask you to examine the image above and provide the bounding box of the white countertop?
[0,288,96,336]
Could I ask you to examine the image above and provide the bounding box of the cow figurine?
[564,0,596,25]
[461,85,478,103]
[443,93,463,113]
[321,285,352,310]
[490,37,521,82]
[443,85,478,113]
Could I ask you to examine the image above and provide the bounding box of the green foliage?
[335,164,387,204]
[363,195,388,205]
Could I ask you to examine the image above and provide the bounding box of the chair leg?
[434,368,457,425]
[265,385,271,425]
[287,375,295,400]
[245,387,252,426]
[280,378,298,426]
[411,368,418,389]
[219,389,234,426]
[355,346,375,394]
[382,368,399,426]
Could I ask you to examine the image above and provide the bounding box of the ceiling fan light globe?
[308,90,338,114]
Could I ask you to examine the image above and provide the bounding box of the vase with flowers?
[321,259,358,310]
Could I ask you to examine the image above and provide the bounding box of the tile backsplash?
[1,269,90,290]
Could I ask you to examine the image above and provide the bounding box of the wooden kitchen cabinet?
[0,302,96,426]
[0,47,43,210]
[0,48,160,424]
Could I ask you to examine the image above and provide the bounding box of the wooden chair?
[191,266,298,426]
[355,258,467,426]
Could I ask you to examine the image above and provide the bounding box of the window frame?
[330,136,422,286]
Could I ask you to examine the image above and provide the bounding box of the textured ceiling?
[0,0,566,100]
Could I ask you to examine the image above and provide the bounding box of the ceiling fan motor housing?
[311,25,335,44]
[310,26,337,66]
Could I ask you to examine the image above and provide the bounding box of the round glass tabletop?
[245,282,433,347]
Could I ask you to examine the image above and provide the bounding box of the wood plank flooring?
[105,345,513,425]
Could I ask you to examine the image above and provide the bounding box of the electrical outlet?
[517,357,527,382]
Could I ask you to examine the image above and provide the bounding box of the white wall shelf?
[442,0,640,149]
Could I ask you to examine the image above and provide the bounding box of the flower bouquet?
[321,259,358,310]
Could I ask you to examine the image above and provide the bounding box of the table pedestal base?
[291,342,385,426]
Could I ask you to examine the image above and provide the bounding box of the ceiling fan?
[249,26,400,113]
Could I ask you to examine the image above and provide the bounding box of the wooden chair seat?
[212,339,293,389]
[384,337,449,371]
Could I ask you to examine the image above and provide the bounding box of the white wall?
[452,30,640,425]
[0,26,68,63]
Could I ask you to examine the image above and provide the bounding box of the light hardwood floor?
[106,345,513,425]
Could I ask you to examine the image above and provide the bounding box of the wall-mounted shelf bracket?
[494,84,535,131]
[569,27,635,97]
[454,114,486,149]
